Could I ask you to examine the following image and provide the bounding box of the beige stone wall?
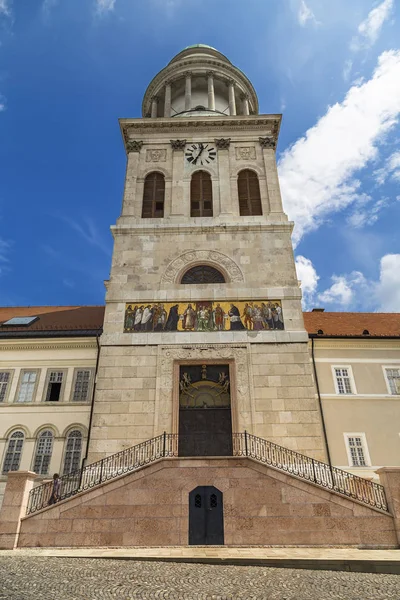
[0,338,96,508]
[312,339,400,480]
[17,458,397,548]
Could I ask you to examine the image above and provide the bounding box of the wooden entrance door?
[178,364,233,457]
[189,486,224,545]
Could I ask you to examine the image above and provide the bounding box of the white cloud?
[351,0,393,51]
[42,0,58,17]
[278,50,400,246]
[0,237,10,276]
[298,0,318,27]
[374,150,400,185]
[343,59,353,81]
[295,255,319,309]
[95,0,116,13]
[318,271,368,307]
[0,96,6,112]
[0,0,10,16]
[376,254,400,311]
[347,197,388,228]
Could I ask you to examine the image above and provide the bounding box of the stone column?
[376,467,400,545]
[121,141,143,217]
[164,82,172,118]
[151,96,158,118]
[215,139,232,216]
[259,137,283,214]
[170,140,187,217]
[242,94,250,116]
[207,72,215,111]
[185,72,192,112]
[0,471,36,549]
[228,80,236,116]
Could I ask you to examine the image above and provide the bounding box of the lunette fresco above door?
[124,300,284,333]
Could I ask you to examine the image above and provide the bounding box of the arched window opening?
[33,430,53,475]
[63,430,83,475]
[191,171,213,217]
[181,265,225,284]
[2,431,24,474]
[237,169,262,216]
[142,172,165,218]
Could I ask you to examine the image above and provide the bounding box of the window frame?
[181,265,225,284]
[343,432,371,468]
[237,169,263,216]
[190,170,213,217]
[69,368,95,403]
[141,171,165,218]
[332,365,357,395]
[41,368,68,403]
[0,369,14,403]
[2,430,25,474]
[383,366,400,395]
[14,369,40,403]
[32,429,54,476]
[62,429,84,475]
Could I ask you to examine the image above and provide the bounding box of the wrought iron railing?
[233,432,388,512]
[26,431,388,515]
[26,433,178,515]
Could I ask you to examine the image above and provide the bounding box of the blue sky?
[0,0,399,312]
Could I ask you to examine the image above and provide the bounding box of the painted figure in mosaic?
[183,304,196,330]
[213,303,225,330]
[124,305,136,330]
[261,302,272,330]
[141,305,153,331]
[153,304,167,331]
[253,304,264,330]
[165,304,180,331]
[228,304,246,330]
[197,306,210,331]
[274,303,284,329]
[242,303,253,330]
[134,306,143,331]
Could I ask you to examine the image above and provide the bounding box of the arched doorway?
[178,364,233,457]
[189,486,224,545]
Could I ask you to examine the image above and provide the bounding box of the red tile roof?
[303,312,400,337]
[0,306,105,336]
[0,306,398,338]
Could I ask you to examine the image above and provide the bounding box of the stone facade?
[88,45,326,462]
[16,458,397,548]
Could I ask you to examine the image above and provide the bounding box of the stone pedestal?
[376,467,400,546]
[0,471,37,549]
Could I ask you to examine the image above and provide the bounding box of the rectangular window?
[45,371,64,402]
[334,367,353,394]
[345,435,368,467]
[16,371,37,403]
[72,370,92,402]
[385,368,400,395]
[0,371,11,402]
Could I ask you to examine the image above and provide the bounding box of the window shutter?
[191,171,213,217]
[142,172,165,218]
[238,170,262,216]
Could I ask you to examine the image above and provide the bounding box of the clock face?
[185,143,217,166]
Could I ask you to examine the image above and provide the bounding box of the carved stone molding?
[259,137,276,150]
[215,138,231,149]
[161,250,244,284]
[146,149,167,162]
[153,343,255,436]
[170,139,187,150]
[126,140,143,153]
[235,146,256,160]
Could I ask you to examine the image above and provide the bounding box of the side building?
[0,305,398,507]
[0,306,104,507]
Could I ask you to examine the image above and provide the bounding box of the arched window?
[63,430,83,475]
[2,431,24,474]
[237,169,262,216]
[181,265,225,284]
[191,171,213,217]
[33,430,53,475]
[142,172,165,218]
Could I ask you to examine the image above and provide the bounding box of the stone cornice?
[0,338,98,352]
[111,221,293,237]
[309,338,400,350]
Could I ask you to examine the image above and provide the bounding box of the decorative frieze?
[259,137,276,150]
[235,146,256,160]
[215,138,231,149]
[126,140,143,153]
[146,149,167,162]
[161,250,244,284]
[124,300,284,333]
[170,139,186,150]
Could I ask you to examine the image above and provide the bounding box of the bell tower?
[88,45,326,462]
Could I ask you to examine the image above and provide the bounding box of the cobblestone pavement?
[1,556,400,599]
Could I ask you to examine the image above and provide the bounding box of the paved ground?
[1,556,400,599]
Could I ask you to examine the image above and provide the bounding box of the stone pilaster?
[0,471,36,549]
[376,467,400,545]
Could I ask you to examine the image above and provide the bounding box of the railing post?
[312,459,316,483]
[99,458,104,484]
[244,430,248,456]
[163,431,166,457]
